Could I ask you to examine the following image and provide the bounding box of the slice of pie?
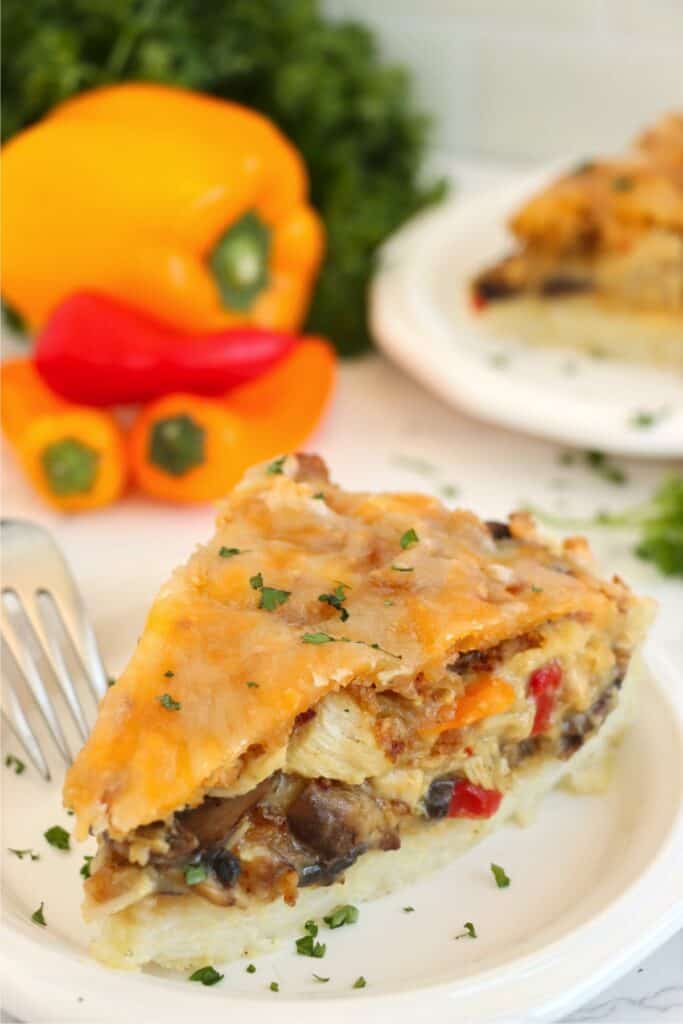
[471,112,683,370]
[64,454,654,970]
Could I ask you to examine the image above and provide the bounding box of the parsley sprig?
[250,572,291,611]
[532,473,683,577]
[44,826,70,851]
[491,862,510,888]
[189,966,223,986]
[323,904,359,929]
[5,754,25,775]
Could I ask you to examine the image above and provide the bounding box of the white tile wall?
[324,0,683,161]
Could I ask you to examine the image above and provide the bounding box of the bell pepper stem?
[209,210,271,312]
[149,414,206,476]
[41,439,99,496]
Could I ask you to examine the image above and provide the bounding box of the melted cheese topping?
[64,455,644,840]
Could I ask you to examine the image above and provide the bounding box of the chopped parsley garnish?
[164,669,175,678]
[301,633,401,659]
[313,492,326,500]
[249,571,291,611]
[31,902,46,926]
[184,863,208,886]
[612,175,633,192]
[219,546,246,558]
[313,974,330,983]
[259,586,291,611]
[270,981,280,992]
[302,631,335,644]
[266,455,287,475]
[455,921,477,939]
[400,528,419,550]
[440,483,460,499]
[402,906,415,913]
[584,449,627,485]
[391,564,414,572]
[8,848,39,861]
[491,862,510,888]
[246,963,256,974]
[5,754,25,775]
[295,919,326,958]
[158,693,181,711]
[189,966,224,986]
[246,680,259,689]
[80,855,93,878]
[629,409,668,429]
[353,976,367,989]
[323,904,359,929]
[318,584,349,622]
[44,825,70,851]
[107,676,116,688]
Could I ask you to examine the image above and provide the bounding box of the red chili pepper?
[528,660,563,735]
[34,292,298,406]
[447,780,503,819]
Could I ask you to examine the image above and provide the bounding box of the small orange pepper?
[420,676,516,737]
[1,360,126,513]
[127,394,249,504]
[128,337,336,503]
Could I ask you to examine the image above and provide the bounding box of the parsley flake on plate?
[80,855,93,878]
[164,669,175,678]
[219,546,246,558]
[158,693,181,711]
[250,572,264,590]
[313,492,326,500]
[455,921,477,939]
[323,904,359,929]
[189,965,223,986]
[400,528,419,550]
[353,976,367,989]
[490,862,510,888]
[44,825,70,851]
[266,455,287,475]
[246,963,256,974]
[5,754,25,775]
[402,906,415,913]
[295,919,326,958]
[629,409,668,429]
[246,680,259,689]
[8,848,39,861]
[391,564,414,572]
[301,633,402,659]
[584,449,627,485]
[31,902,46,926]
[313,974,330,983]
[270,981,280,992]
[107,676,116,688]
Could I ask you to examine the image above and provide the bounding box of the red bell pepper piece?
[34,292,298,406]
[447,780,503,819]
[528,660,563,735]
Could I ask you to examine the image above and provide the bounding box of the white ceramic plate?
[2,642,682,1024]
[370,169,683,457]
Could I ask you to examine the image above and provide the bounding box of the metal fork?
[1,519,107,780]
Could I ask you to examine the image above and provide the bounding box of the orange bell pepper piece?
[420,676,516,737]
[2,84,324,333]
[1,360,126,513]
[128,337,335,503]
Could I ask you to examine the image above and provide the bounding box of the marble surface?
[1,159,681,1022]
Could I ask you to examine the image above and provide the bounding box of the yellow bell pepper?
[1,84,324,333]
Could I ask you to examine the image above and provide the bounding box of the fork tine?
[1,637,53,780]
[1,591,73,763]
[36,589,93,742]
